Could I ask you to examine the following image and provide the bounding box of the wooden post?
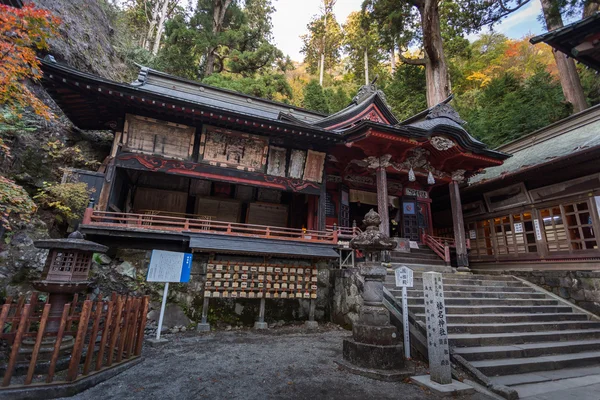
[318,174,327,232]
[107,297,124,366]
[449,180,469,271]
[3,304,31,386]
[46,304,71,383]
[67,300,93,381]
[376,164,390,235]
[95,301,115,371]
[134,296,150,356]
[82,207,94,225]
[117,298,132,363]
[83,301,103,375]
[25,303,51,385]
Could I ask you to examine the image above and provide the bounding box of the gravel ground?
[63,325,491,400]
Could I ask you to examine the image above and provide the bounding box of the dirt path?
[64,326,490,400]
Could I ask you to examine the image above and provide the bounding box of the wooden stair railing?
[421,233,451,263]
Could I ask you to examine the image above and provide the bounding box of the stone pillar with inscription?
[422,272,451,384]
[449,171,469,272]
[342,209,403,371]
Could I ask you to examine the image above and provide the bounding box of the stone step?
[406,297,559,306]
[406,284,537,293]
[389,257,448,266]
[408,304,575,315]
[490,364,600,387]
[386,264,453,274]
[447,320,600,334]
[385,278,527,288]
[470,350,600,376]
[449,329,600,347]
[398,290,547,299]
[421,313,588,325]
[454,339,600,362]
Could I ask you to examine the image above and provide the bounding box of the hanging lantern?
[427,171,435,185]
[408,168,416,182]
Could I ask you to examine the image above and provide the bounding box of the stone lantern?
[32,231,108,332]
[342,209,404,372]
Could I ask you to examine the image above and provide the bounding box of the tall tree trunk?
[151,0,170,55]
[319,53,325,85]
[145,0,161,52]
[205,0,233,77]
[364,48,369,85]
[540,0,589,113]
[390,46,396,75]
[419,0,450,107]
[583,0,599,17]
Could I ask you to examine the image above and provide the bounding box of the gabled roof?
[310,83,399,129]
[530,12,600,71]
[469,103,600,185]
[133,66,326,124]
[399,96,489,151]
[40,58,508,162]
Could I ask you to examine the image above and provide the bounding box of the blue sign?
[147,250,193,283]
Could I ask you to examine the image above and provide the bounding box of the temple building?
[41,59,507,270]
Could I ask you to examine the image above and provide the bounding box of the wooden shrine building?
[40,58,508,269]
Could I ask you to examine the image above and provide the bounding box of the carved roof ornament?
[350,154,392,170]
[427,103,466,125]
[390,148,450,181]
[351,76,390,107]
[350,209,396,261]
[451,169,466,183]
[430,136,455,151]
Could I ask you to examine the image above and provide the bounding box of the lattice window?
[47,251,92,282]
[468,220,494,257]
[563,201,597,251]
[539,207,570,252]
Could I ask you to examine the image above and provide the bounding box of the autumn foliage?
[0,3,60,121]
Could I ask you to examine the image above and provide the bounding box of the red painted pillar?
[306,196,315,231]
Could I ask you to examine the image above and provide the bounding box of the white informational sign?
[395,266,414,288]
[469,230,477,239]
[147,250,192,283]
[533,219,543,241]
[514,222,524,234]
[147,250,193,341]
[409,241,419,249]
[395,266,413,359]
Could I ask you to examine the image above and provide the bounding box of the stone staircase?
[389,246,452,273]
[384,268,600,399]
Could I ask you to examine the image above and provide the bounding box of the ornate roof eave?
[530,12,600,71]
[40,60,343,144]
[313,91,399,129]
[336,120,510,161]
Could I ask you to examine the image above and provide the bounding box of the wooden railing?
[421,233,471,263]
[422,234,452,263]
[326,224,362,240]
[0,292,148,388]
[83,209,337,244]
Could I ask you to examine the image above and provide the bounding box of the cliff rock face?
[1,1,127,297]
[33,0,130,81]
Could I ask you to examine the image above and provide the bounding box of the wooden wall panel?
[246,203,289,227]
[125,114,194,159]
[195,197,242,222]
[132,187,188,213]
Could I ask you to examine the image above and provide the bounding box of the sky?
[271,0,548,62]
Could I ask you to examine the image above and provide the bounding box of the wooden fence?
[0,292,149,388]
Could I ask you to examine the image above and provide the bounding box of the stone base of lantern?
[342,338,404,370]
[335,358,413,382]
[11,336,75,376]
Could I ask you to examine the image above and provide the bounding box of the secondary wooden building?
[434,104,600,270]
